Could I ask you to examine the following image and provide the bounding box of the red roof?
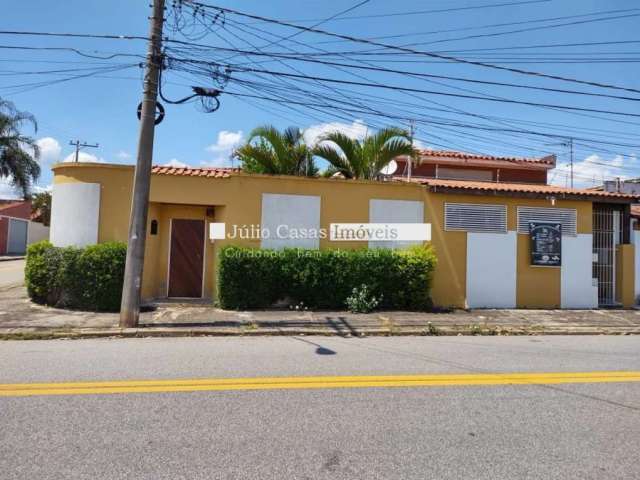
[410,178,640,200]
[0,201,27,212]
[151,166,239,178]
[413,150,556,167]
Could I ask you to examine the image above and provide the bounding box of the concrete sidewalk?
[1,283,639,339]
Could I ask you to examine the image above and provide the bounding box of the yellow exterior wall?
[52,163,604,309]
[616,244,635,308]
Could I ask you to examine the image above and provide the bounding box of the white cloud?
[413,138,429,150]
[303,120,368,147]
[35,137,62,164]
[164,158,188,168]
[550,153,640,188]
[206,130,243,153]
[0,177,22,200]
[62,151,104,163]
[116,150,132,161]
[204,130,243,167]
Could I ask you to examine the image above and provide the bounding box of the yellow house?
[50,153,638,309]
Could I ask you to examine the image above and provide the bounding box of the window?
[517,206,577,236]
[444,203,507,233]
[438,167,493,182]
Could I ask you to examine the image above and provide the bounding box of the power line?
[315,7,640,45]
[173,59,640,118]
[260,0,371,47]
[187,2,640,96]
[165,47,640,102]
[277,0,550,22]
[0,30,148,41]
[0,44,144,60]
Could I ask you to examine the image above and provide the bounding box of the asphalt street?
[1,336,639,479]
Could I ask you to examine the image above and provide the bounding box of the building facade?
[50,152,638,309]
[0,200,49,255]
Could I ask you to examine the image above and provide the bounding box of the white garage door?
[7,218,28,254]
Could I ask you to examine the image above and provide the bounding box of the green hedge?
[25,240,127,312]
[218,245,437,310]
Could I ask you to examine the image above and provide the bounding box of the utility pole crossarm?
[119,0,165,328]
[69,140,99,163]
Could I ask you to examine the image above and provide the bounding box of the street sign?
[530,222,561,267]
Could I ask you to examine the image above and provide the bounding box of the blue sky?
[1,0,639,195]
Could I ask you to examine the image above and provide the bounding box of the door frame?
[166,217,207,299]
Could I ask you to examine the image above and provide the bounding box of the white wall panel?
[27,221,50,245]
[50,183,100,247]
[561,234,598,309]
[368,199,424,249]
[260,193,321,249]
[634,229,640,300]
[466,231,517,308]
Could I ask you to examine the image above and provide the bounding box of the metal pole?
[408,121,415,181]
[120,0,165,328]
[569,138,574,188]
[69,140,99,162]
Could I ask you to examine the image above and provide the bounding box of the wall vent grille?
[517,206,577,236]
[445,203,507,233]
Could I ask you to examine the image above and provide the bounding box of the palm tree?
[233,125,317,176]
[313,127,415,180]
[31,191,51,226]
[0,99,41,197]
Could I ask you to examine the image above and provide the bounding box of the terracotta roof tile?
[0,201,27,212]
[151,165,240,178]
[407,177,640,200]
[416,150,555,166]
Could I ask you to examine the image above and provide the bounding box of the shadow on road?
[291,336,337,355]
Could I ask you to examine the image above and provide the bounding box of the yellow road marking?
[0,371,639,397]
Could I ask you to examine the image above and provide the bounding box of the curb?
[0,256,25,262]
[0,326,638,340]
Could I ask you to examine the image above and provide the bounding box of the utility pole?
[407,120,415,181]
[568,137,574,189]
[120,0,165,328]
[69,140,99,162]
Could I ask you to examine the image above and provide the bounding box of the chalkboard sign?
[530,222,561,266]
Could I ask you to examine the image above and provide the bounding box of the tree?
[31,191,51,226]
[313,127,415,180]
[233,125,317,176]
[0,99,41,197]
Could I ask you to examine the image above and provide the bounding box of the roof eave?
[425,185,639,204]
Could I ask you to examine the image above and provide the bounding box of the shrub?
[25,240,127,312]
[218,244,437,310]
[345,284,383,313]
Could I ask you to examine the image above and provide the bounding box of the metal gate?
[7,218,28,254]
[593,206,623,306]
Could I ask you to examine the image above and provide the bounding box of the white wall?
[260,193,321,249]
[27,221,50,245]
[50,183,100,247]
[561,234,598,309]
[466,231,517,308]
[634,228,640,301]
[368,199,424,249]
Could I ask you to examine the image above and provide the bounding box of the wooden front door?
[168,219,205,298]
